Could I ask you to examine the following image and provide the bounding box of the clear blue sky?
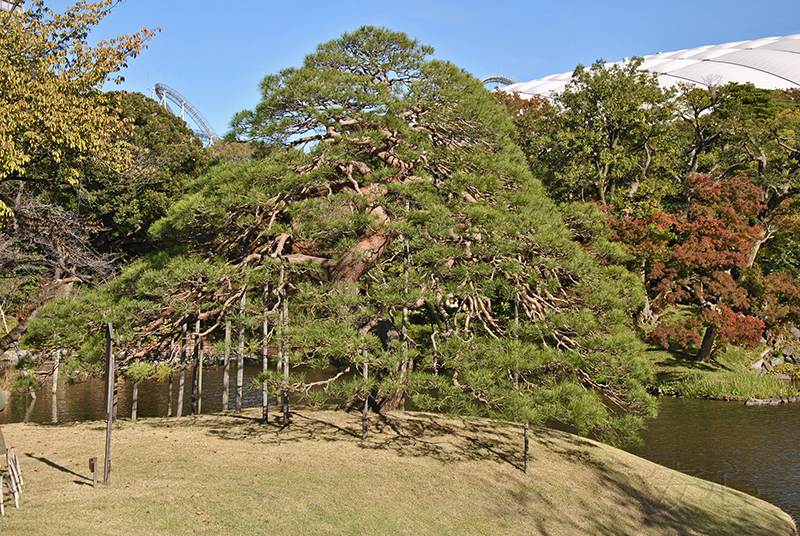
[45,0,800,138]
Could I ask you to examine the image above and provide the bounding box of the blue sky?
[44,0,800,138]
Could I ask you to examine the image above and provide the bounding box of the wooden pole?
[223,318,231,411]
[198,326,204,415]
[191,320,200,415]
[176,324,187,418]
[524,422,530,475]
[236,291,246,413]
[279,267,290,427]
[362,361,369,440]
[104,323,114,485]
[167,338,174,417]
[131,381,138,422]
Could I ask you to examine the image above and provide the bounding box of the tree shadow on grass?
[650,347,729,386]
[135,409,795,535]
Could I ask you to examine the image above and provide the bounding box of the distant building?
[0,1,23,12]
[502,34,800,98]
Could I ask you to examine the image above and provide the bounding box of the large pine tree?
[29,27,655,444]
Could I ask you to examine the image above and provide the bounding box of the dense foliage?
[0,1,159,354]
[500,61,800,360]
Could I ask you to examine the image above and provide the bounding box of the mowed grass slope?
[0,408,795,536]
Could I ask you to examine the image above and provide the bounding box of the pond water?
[625,396,800,522]
[2,367,798,521]
[0,361,309,424]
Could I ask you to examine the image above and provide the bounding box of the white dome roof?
[502,34,800,98]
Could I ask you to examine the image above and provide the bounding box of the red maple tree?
[612,174,770,360]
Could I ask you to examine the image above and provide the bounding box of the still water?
[0,361,301,424]
[626,396,800,521]
[2,367,798,520]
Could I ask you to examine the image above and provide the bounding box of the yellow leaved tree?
[0,0,157,218]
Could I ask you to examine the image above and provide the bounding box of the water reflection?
[626,397,800,522]
[0,361,313,424]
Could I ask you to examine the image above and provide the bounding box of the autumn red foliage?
[612,174,772,355]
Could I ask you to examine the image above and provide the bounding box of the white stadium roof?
[501,34,800,98]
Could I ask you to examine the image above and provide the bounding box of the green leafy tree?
[49,91,212,255]
[530,58,676,207]
[0,0,156,353]
[0,0,157,217]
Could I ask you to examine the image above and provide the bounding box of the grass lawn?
[0,408,794,535]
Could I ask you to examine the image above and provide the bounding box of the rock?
[775,374,792,382]
[770,356,784,368]
[790,326,800,340]
[751,359,765,373]
[783,345,795,357]
[763,359,775,372]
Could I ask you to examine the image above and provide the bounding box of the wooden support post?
[191,320,200,415]
[131,381,139,422]
[362,362,369,440]
[176,324,187,418]
[262,282,269,424]
[167,338,174,418]
[524,422,530,475]
[236,291,246,413]
[51,348,60,423]
[223,318,231,411]
[198,328,204,415]
[104,323,114,485]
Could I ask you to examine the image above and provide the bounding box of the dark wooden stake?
[524,422,530,475]
[89,457,98,488]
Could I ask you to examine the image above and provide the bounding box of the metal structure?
[481,75,516,87]
[153,83,220,144]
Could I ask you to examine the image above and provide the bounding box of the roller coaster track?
[154,83,219,144]
[481,75,516,87]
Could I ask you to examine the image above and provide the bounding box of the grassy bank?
[648,346,796,400]
[0,408,795,535]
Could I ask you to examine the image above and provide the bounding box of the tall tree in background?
[0,0,157,215]
[49,91,212,256]
[532,58,676,207]
[612,174,772,361]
